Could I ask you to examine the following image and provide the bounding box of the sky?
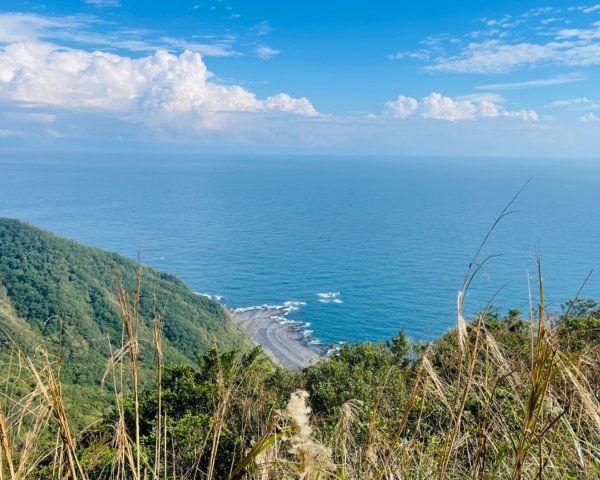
[0,0,600,156]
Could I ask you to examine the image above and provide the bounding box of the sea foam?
[317,292,342,304]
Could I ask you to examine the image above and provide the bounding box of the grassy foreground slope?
[0,218,247,418]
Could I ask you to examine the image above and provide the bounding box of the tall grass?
[1,262,597,479]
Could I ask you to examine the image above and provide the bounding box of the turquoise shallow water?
[1,154,599,345]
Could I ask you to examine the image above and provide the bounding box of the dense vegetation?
[3,298,599,479]
[0,219,599,478]
[0,218,247,423]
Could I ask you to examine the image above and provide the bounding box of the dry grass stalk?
[152,296,164,480]
[283,390,334,480]
[438,316,483,478]
[115,262,143,480]
[0,409,16,480]
[332,399,363,478]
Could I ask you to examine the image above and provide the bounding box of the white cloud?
[254,45,280,59]
[385,96,418,118]
[556,21,600,41]
[155,36,237,57]
[0,13,90,43]
[8,112,57,123]
[0,12,237,57]
[540,17,561,25]
[0,42,318,130]
[580,112,599,121]
[483,15,525,29]
[428,40,594,74]
[250,21,272,37]
[502,109,539,121]
[583,5,600,14]
[476,73,586,90]
[422,92,480,120]
[0,128,23,137]
[522,7,559,18]
[263,94,317,115]
[388,50,432,61]
[549,97,600,110]
[393,9,600,74]
[385,92,538,122]
[83,0,121,7]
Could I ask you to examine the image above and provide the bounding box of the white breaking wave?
[194,292,225,301]
[278,319,300,325]
[317,292,342,304]
[317,292,340,299]
[326,345,342,356]
[283,300,307,312]
[232,303,288,313]
[284,300,307,306]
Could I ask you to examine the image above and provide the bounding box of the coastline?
[230,304,329,370]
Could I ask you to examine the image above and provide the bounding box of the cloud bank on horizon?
[0,1,599,155]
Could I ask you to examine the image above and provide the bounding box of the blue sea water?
[1,153,599,345]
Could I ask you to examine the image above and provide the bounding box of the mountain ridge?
[0,218,249,421]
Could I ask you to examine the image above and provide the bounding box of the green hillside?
[0,218,248,420]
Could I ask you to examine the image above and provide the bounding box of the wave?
[193,292,225,301]
[278,319,301,325]
[326,345,341,356]
[317,292,343,304]
[317,292,340,299]
[284,300,307,306]
[232,303,291,313]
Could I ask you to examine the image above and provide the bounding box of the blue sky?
[0,0,599,156]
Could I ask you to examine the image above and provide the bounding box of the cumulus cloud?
[263,94,317,115]
[0,42,318,131]
[580,112,599,121]
[422,93,479,120]
[385,96,418,118]
[385,92,537,122]
[0,42,317,131]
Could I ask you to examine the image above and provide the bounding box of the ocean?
[1,153,599,345]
